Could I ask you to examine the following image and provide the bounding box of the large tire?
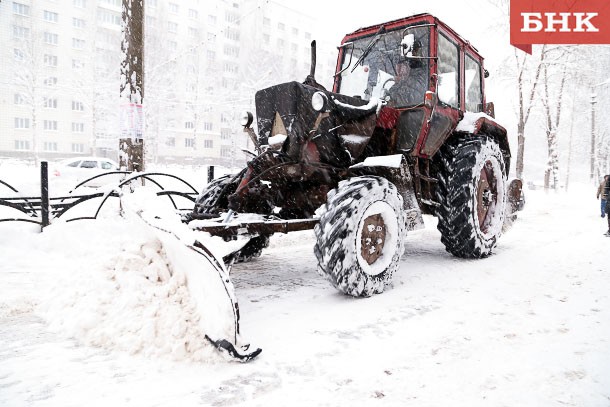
[192,174,237,217]
[435,136,507,258]
[192,174,269,264]
[314,176,407,297]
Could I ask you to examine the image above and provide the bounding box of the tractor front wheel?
[314,176,407,297]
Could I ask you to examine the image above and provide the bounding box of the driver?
[386,37,428,107]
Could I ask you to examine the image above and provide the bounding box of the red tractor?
[189,13,523,297]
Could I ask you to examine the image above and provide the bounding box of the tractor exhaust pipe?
[303,40,326,90]
[310,40,317,79]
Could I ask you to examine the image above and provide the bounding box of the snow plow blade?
[136,211,262,363]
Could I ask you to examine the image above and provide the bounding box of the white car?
[53,157,121,188]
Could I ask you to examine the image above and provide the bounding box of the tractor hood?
[255,81,381,165]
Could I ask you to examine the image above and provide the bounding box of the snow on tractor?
[188,13,524,297]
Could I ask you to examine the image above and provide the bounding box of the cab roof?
[342,13,483,62]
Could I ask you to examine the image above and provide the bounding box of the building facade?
[0,0,337,166]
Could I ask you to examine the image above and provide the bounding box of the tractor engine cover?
[255,81,378,166]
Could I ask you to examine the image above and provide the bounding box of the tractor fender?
[456,113,511,174]
[348,154,425,231]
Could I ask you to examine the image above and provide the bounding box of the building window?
[169,2,179,13]
[97,9,121,26]
[73,0,86,8]
[167,40,177,49]
[44,32,58,45]
[188,27,198,37]
[277,39,284,47]
[203,122,213,131]
[15,140,30,150]
[148,0,157,7]
[13,2,30,16]
[43,10,59,23]
[44,120,58,130]
[44,77,58,87]
[223,63,238,74]
[72,122,84,133]
[221,146,232,158]
[14,118,30,129]
[44,54,58,67]
[167,22,178,33]
[220,128,231,140]
[263,33,270,44]
[278,22,285,30]
[206,50,215,61]
[14,94,25,105]
[185,138,195,148]
[43,97,58,108]
[188,9,198,19]
[72,38,85,49]
[72,59,84,69]
[185,121,194,129]
[72,101,85,111]
[14,48,25,61]
[226,12,239,25]
[221,113,229,124]
[13,25,30,39]
[165,137,175,147]
[204,140,213,148]
[72,143,84,153]
[73,17,86,28]
[207,15,217,25]
[263,17,270,26]
[43,142,58,152]
[224,28,239,41]
[291,43,297,52]
[223,45,239,57]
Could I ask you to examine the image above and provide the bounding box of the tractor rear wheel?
[314,176,407,297]
[435,136,507,258]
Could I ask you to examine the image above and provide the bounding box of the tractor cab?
[334,13,493,159]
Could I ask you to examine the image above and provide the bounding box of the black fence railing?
[0,161,207,230]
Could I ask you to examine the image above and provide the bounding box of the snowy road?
[1,185,610,406]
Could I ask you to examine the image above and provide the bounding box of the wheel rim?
[360,214,386,265]
[477,160,498,233]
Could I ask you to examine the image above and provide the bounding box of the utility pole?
[119,0,145,172]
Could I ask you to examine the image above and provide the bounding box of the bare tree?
[540,47,569,190]
[514,45,547,180]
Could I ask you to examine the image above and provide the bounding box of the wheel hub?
[360,214,386,265]
[477,161,498,232]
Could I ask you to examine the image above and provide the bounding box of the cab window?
[437,33,459,108]
[465,54,483,112]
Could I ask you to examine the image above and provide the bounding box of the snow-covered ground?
[1,163,609,406]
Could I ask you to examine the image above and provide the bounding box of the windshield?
[337,26,430,108]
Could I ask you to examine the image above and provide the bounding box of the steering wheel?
[381,77,396,100]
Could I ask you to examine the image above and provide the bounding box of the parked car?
[52,157,120,188]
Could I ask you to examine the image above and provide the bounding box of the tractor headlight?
[311,91,328,112]
[240,111,254,128]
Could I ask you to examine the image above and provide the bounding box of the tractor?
[188,13,523,297]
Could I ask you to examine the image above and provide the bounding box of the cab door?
[417,31,462,157]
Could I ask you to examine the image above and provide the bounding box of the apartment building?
[0,0,337,166]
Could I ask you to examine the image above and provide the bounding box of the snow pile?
[40,216,222,362]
